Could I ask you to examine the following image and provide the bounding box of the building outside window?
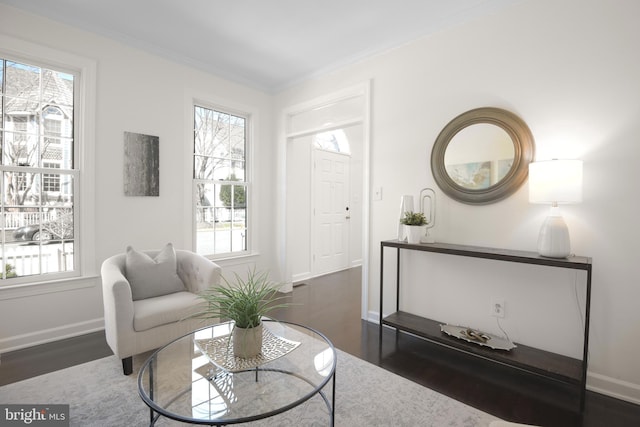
[0,58,77,281]
[193,105,248,257]
[43,162,61,192]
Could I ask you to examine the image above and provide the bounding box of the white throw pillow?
[125,243,186,301]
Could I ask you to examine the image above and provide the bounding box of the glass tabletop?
[138,319,336,425]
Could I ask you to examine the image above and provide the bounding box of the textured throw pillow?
[125,243,186,301]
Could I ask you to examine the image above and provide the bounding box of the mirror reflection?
[444,124,514,190]
[430,107,535,205]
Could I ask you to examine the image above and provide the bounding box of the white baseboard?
[291,271,312,283]
[0,317,104,353]
[367,310,640,405]
[294,262,362,285]
[587,372,640,405]
[280,281,294,293]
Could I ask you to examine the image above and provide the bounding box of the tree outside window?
[193,105,248,256]
[0,58,76,281]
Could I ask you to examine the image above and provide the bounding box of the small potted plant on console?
[400,211,428,244]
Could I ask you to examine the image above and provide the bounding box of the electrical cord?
[574,270,585,330]
[495,316,512,343]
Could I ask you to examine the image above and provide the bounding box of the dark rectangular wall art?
[123,131,160,196]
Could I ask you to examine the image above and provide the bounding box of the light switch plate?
[373,187,383,201]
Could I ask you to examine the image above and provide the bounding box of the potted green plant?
[194,268,290,358]
[400,211,428,244]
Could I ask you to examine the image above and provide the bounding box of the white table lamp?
[529,159,583,258]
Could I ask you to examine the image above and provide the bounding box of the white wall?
[275,0,640,403]
[0,5,276,351]
[286,134,313,280]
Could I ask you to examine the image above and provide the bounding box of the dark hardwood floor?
[1,267,639,426]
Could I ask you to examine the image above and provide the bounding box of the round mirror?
[431,107,534,204]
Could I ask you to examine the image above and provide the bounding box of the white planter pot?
[405,225,426,244]
[233,323,263,358]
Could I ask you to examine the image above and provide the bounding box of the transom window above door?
[313,129,350,154]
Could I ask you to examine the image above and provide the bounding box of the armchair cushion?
[133,291,203,332]
[125,243,185,300]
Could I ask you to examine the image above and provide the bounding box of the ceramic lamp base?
[537,211,571,258]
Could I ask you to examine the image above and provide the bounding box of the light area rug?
[0,349,501,426]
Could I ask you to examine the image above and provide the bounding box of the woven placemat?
[194,326,301,372]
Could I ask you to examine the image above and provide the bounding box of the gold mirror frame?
[431,107,535,205]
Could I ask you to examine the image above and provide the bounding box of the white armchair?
[101,245,221,375]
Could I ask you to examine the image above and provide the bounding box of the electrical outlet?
[490,297,505,318]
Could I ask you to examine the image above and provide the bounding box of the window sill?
[0,275,99,300]
[206,250,261,266]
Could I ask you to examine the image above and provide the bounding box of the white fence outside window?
[2,245,73,277]
[3,211,58,229]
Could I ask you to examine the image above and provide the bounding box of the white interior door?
[313,149,350,276]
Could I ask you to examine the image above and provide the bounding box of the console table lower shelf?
[382,311,582,385]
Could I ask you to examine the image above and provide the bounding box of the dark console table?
[379,240,592,411]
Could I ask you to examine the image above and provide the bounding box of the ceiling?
[1,0,523,93]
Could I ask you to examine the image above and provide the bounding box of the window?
[43,162,61,192]
[193,105,248,257]
[313,129,351,154]
[1,58,77,281]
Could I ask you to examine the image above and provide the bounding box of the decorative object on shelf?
[419,188,436,243]
[400,211,428,244]
[440,324,516,351]
[194,325,300,373]
[529,159,583,258]
[398,195,414,241]
[431,107,535,205]
[192,268,291,358]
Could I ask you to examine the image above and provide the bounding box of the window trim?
[0,34,97,289]
[191,100,253,260]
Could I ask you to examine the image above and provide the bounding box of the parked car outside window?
[12,213,73,242]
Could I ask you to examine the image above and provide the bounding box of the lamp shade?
[529,159,583,204]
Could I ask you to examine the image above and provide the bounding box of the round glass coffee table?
[138,320,336,426]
